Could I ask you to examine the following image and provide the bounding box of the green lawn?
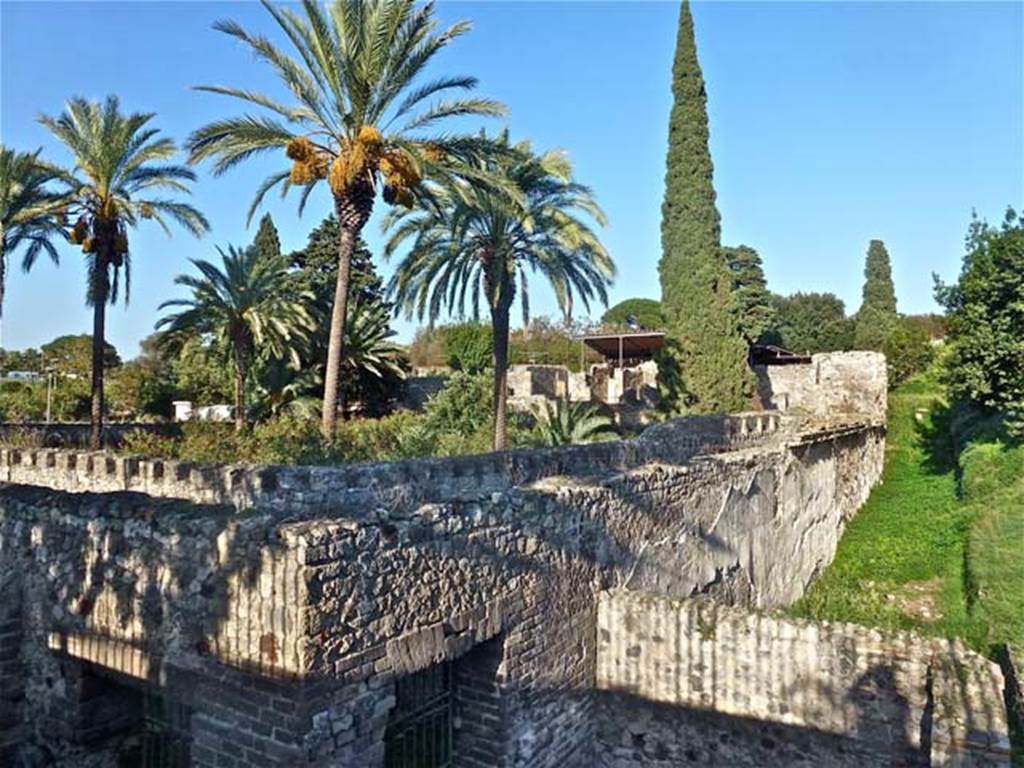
[962,438,1024,657]
[789,369,1022,656]
[789,371,974,638]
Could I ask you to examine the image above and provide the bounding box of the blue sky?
[1,1,1021,358]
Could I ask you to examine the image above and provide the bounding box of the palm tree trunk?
[233,348,247,434]
[321,190,373,437]
[0,223,6,322]
[490,301,512,452]
[89,265,108,451]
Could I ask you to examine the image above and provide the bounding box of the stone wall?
[595,590,1011,767]
[0,411,781,513]
[754,351,888,422]
[0,414,883,767]
[0,352,904,766]
[0,569,22,764]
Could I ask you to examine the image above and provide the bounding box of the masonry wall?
[0,354,896,767]
[595,590,1011,767]
[754,351,888,421]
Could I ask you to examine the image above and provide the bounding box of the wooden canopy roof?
[581,331,666,362]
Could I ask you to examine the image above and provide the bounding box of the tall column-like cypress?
[853,239,898,351]
[658,0,751,413]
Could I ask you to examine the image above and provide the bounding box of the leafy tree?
[658,1,750,413]
[442,322,492,373]
[39,95,208,448]
[170,336,235,406]
[936,208,1024,433]
[509,317,597,371]
[421,369,493,441]
[724,245,774,344]
[387,136,613,450]
[905,313,947,341]
[602,298,664,330]
[41,334,120,378]
[883,316,934,389]
[762,292,853,354]
[188,0,504,437]
[157,246,313,432]
[407,326,448,369]
[854,239,898,351]
[536,399,615,446]
[251,356,320,420]
[106,360,175,419]
[0,347,42,373]
[0,146,66,316]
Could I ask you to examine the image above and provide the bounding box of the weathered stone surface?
[1,352,971,767]
[754,351,887,422]
[595,590,1010,767]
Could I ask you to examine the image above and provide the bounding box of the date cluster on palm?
[285,126,423,208]
[67,215,128,264]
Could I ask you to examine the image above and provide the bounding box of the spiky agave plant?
[38,96,208,449]
[0,146,67,321]
[538,399,616,446]
[187,0,505,437]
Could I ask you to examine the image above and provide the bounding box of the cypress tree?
[853,239,898,351]
[658,0,751,412]
[253,213,281,260]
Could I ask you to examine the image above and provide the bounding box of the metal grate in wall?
[140,692,192,768]
[384,662,454,768]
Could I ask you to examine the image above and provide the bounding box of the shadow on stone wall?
[593,665,930,767]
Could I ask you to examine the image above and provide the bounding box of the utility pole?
[45,371,54,424]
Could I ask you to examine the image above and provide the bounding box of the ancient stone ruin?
[0,352,1011,766]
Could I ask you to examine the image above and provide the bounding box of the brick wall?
[454,636,506,767]
[595,590,1011,767]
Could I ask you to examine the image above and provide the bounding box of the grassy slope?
[789,370,974,638]
[962,438,1024,657]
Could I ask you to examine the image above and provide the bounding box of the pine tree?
[253,213,282,261]
[658,0,751,413]
[854,239,898,351]
[724,245,774,344]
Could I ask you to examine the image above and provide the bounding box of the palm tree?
[537,399,615,446]
[38,96,208,449]
[187,0,504,437]
[340,296,406,416]
[156,245,313,433]
[386,136,615,450]
[0,146,66,325]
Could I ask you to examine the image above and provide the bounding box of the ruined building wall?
[0,419,883,767]
[0,352,897,767]
[595,590,1011,767]
[754,351,888,421]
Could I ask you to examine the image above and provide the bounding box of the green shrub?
[121,429,179,459]
[441,323,493,373]
[422,370,494,437]
[936,208,1024,434]
[884,317,935,388]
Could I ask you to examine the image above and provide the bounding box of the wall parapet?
[0,410,783,516]
[596,589,1011,767]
